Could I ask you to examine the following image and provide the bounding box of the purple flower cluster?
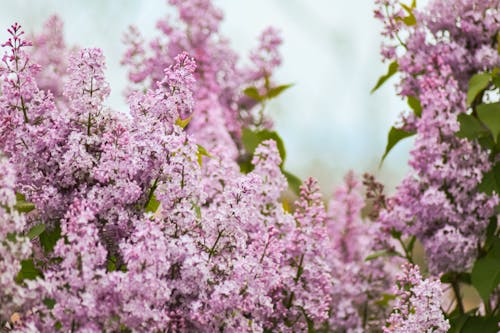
[376,0,500,274]
[384,264,449,333]
[0,3,396,330]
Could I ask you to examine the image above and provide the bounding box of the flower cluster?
[384,264,449,333]
[0,9,396,331]
[376,0,500,274]
[0,157,33,325]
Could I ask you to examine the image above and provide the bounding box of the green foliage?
[380,126,415,164]
[283,170,302,196]
[467,73,491,106]
[242,129,286,165]
[175,114,193,129]
[400,3,417,26]
[477,102,500,143]
[471,238,500,302]
[266,84,294,99]
[243,83,293,102]
[27,223,45,240]
[365,250,396,261]
[456,113,489,140]
[239,129,301,194]
[455,315,500,333]
[407,96,422,117]
[145,193,160,213]
[16,259,42,283]
[39,222,62,253]
[371,61,398,93]
[43,297,56,309]
[196,144,212,167]
[477,163,500,195]
[243,87,263,102]
[14,193,35,213]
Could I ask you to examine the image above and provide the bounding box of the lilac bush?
[0,0,500,332]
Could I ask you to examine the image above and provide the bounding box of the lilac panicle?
[384,264,450,333]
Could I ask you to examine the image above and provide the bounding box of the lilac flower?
[384,264,449,333]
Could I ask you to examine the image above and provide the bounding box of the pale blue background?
[0,1,415,192]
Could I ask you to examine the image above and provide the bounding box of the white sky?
[0,0,413,192]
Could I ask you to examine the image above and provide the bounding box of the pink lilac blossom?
[376,0,500,274]
[384,264,449,333]
[0,3,401,331]
[122,0,284,151]
[0,157,33,324]
[326,172,394,332]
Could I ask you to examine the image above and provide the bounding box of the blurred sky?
[0,0,414,193]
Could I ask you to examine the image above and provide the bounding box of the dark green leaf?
[283,170,302,195]
[440,272,471,285]
[43,298,56,309]
[371,61,398,93]
[145,193,160,213]
[40,223,62,253]
[449,313,470,333]
[27,223,45,240]
[478,163,500,195]
[407,96,422,117]
[107,256,117,272]
[461,316,500,333]
[456,113,489,140]
[241,129,286,165]
[471,256,500,302]
[16,259,41,283]
[380,127,415,164]
[477,102,500,142]
[243,87,263,102]
[467,73,491,106]
[266,84,293,99]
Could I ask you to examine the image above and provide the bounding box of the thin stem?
[451,280,464,315]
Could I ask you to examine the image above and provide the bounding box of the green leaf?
[380,127,415,164]
[461,316,500,333]
[374,293,397,307]
[400,4,416,26]
[478,163,500,195]
[467,73,491,106]
[16,259,42,283]
[194,205,202,219]
[43,298,56,309]
[283,170,302,195]
[407,96,422,117]
[365,250,396,261]
[371,61,398,93]
[456,113,489,140]
[241,129,286,165]
[39,223,62,253]
[477,102,500,142]
[497,32,500,55]
[471,255,500,302]
[27,224,45,240]
[145,193,160,213]
[243,87,263,102]
[266,83,293,99]
[440,272,471,285]
[196,144,212,167]
[175,114,193,129]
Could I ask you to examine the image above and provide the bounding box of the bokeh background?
[0,0,414,193]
